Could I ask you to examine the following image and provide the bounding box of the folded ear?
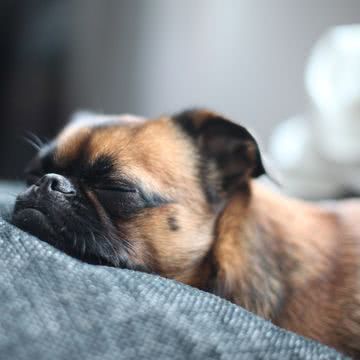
[173,109,266,197]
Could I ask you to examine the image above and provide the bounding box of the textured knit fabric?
[0,183,347,360]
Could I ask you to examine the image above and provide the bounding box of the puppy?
[12,109,360,357]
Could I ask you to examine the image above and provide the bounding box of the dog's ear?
[173,109,266,196]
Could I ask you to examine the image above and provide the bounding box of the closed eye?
[92,181,171,218]
[93,185,137,193]
[93,185,142,218]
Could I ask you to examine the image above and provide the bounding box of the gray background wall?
[67,0,360,142]
[0,0,359,178]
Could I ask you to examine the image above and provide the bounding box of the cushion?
[0,182,345,359]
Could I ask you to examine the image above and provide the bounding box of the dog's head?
[12,109,265,284]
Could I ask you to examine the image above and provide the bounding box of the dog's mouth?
[12,205,116,267]
[12,207,57,241]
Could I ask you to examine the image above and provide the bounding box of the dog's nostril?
[39,174,76,195]
[49,178,59,192]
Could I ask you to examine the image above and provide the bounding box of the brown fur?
[21,110,360,357]
[214,182,360,357]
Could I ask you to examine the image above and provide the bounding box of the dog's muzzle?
[12,174,76,241]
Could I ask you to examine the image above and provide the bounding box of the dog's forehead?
[56,115,178,159]
[53,115,198,186]
[55,113,145,159]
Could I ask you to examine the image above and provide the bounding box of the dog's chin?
[12,207,60,244]
[12,208,115,267]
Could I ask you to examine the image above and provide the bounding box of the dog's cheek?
[114,215,160,271]
[126,206,215,277]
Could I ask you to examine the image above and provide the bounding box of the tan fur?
[214,182,360,356]
[50,112,360,357]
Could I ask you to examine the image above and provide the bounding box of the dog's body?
[218,183,360,356]
[12,109,360,357]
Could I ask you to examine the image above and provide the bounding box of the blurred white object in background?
[269,24,360,199]
[307,25,360,163]
[269,114,343,198]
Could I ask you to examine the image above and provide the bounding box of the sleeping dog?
[12,109,360,357]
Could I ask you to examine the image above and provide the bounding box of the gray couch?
[0,183,346,359]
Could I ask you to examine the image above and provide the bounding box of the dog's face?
[12,109,265,284]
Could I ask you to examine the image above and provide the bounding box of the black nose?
[37,174,76,195]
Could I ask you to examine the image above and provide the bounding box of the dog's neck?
[209,181,340,321]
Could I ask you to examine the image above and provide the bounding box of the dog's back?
[251,184,360,357]
[327,199,360,357]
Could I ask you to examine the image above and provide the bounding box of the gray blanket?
[0,183,346,359]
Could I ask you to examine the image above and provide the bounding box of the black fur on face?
[13,154,125,266]
[12,140,167,270]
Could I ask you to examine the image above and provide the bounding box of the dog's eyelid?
[90,177,138,192]
[94,185,137,193]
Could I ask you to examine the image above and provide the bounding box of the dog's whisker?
[23,136,41,151]
[89,230,96,246]
[73,232,78,248]
[81,237,86,257]
[24,131,45,147]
